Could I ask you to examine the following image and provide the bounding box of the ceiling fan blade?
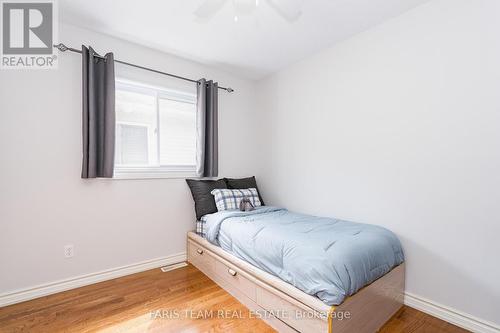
[266,0,303,22]
[194,0,227,19]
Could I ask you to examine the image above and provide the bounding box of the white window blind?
[114,79,197,179]
[116,124,149,165]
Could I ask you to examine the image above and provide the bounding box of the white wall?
[256,0,500,325]
[0,24,259,294]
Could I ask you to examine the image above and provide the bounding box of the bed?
[188,207,405,333]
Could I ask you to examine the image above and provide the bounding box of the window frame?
[113,78,198,180]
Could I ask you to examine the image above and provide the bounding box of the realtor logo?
[1,0,58,69]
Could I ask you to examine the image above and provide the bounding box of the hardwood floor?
[379,307,469,333]
[0,265,469,333]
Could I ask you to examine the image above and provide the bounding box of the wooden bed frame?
[187,232,405,333]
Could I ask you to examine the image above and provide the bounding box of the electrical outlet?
[64,244,74,258]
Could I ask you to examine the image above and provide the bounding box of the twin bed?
[188,204,405,332]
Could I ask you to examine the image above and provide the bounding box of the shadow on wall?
[400,236,500,326]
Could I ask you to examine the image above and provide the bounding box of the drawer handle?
[196,249,204,255]
[228,268,237,276]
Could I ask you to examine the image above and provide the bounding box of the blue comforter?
[204,207,404,306]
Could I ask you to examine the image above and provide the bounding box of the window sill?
[113,167,198,180]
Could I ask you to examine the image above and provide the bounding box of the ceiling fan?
[194,0,303,23]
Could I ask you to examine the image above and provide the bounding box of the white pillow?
[210,188,262,211]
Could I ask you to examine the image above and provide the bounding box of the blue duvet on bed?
[204,207,404,306]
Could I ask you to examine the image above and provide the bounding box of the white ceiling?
[60,0,430,80]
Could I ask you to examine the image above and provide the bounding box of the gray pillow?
[186,179,227,220]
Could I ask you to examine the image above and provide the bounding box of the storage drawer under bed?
[188,239,257,302]
[187,240,215,273]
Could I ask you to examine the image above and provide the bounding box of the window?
[114,79,197,178]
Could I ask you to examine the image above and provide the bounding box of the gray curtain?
[196,79,219,177]
[81,46,115,178]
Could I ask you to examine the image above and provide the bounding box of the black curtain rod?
[53,43,234,93]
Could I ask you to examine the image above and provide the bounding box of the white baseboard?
[404,292,500,333]
[0,252,186,307]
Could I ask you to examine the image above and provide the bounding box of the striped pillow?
[210,188,262,211]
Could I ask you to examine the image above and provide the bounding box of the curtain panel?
[196,79,219,177]
[81,45,116,178]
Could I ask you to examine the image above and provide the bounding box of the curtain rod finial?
[53,43,68,52]
[226,87,234,93]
